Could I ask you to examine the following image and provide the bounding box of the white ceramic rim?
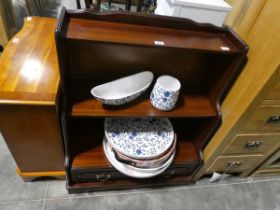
[103,137,175,178]
[91,71,154,100]
[104,118,174,159]
[156,75,181,92]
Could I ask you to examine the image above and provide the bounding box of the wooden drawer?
[252,149,280,177]
[222,134,280,155]
[258,149,280,170]
[252,168,280,177]
[242,105,280,132]
[71,165,196,183]
[266,82,280,100]
[208,155,263,173]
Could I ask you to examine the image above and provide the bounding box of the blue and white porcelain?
[103,136,175,178]
[91,71,154,106]
[150,75,181,111]
[108,134,177,168]
[104,118,174,159]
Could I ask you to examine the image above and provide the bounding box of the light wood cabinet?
[0,17,65,181]
[0,3,9,46]
[208,155,264,173]
[222,134,280,155]
[266,82,280,100]
[0,0,17,46]
[241,105,280,132]
[197,65,280,177]
[196,0,280,178]
[253,149,280,177]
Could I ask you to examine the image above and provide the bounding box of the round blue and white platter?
[103,137,175,178]
[104,118,174,159]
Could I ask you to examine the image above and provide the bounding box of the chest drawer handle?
[245,141,263,149]
[228,161,242,168]
[267,116,280,124]
[96,173,111,182]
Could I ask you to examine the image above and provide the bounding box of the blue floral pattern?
[104,118,174,159]
[95,90,144,106]
[150,83,180,111]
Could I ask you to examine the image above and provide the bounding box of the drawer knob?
[228,161,242,168]
[267,116,280,124]
[245,141,263,149]
[96,173,111,182]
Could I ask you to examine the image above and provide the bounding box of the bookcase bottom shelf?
[71,137,200,168]
[65,93,220,193]
[67,175,195,193]
[67,117,211,192]
[70,138,200,189]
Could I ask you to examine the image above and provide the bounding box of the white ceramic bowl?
[91,71,154,106]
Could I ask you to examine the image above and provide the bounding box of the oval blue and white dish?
[91,71,154,106]
[104,118,174,159]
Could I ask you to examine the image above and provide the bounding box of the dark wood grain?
[71,95,217,117]
[70,118,201,168]
[66,18,240,53]
[68,176,194,193]
[72,136,200,168]
[0,105,64,172]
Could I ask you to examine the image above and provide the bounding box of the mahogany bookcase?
[55,8,248,193]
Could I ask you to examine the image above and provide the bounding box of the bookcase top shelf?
[66,18,240,53]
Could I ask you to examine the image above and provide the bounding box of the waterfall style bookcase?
[55,8,248,193]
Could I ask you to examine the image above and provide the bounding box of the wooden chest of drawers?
[208,155,264,173]
[241,104,280,132]
[222,134,280,155]
[252,149,280,177]
[198,65,280,177]
[195,0,280,179]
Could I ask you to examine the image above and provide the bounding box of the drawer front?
[266,82,280,100]
[208,155,263,173]
[222,134,280,155]
[71,168,125,183]
[259,149,280,169]
[71,164,197,183]
[252,168,280,177]
[242,105,280,132]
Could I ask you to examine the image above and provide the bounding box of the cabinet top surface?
[66,18,240,53]
[0,17,59,105]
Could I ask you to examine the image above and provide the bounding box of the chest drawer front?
[207,155,263,173]
[266,82,280,100]
[242,105,280,132]
[222,134,280,155]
